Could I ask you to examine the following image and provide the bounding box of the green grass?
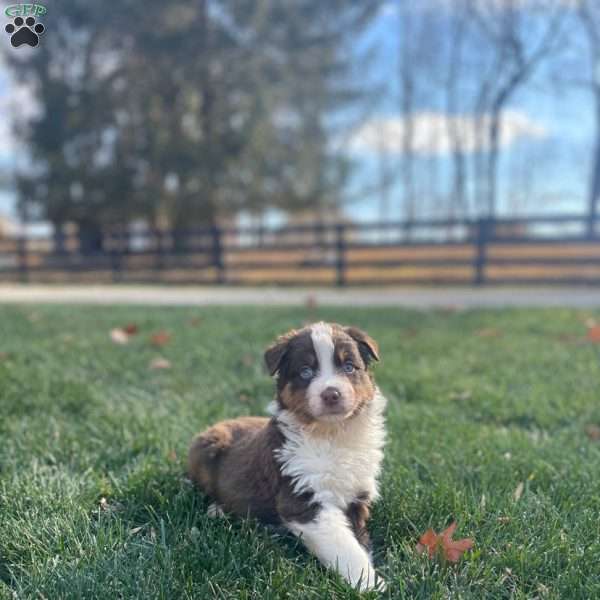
[1,304,600,599]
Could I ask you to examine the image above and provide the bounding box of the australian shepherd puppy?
[188,322,386,591]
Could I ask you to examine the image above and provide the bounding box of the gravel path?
[1,284,599,308]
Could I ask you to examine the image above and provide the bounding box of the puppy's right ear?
[264,329,297,376]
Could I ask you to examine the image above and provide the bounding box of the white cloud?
[348,110,548,157]
[379,0,576,17]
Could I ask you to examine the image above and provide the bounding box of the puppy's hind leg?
[187,424,234,497]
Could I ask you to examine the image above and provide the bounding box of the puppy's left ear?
[264,329,298,376]
[345,326,380,365]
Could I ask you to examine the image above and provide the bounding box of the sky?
[0,0,596,225]
[346,1,595,221]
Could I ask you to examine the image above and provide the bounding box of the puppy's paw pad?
[206,503,225,518]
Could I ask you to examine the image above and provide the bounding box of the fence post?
[474,217,492,286]
[211,225,225,284]
[17,230,28,283]
[154,228,165,276]
[110,230,127,283]
[335,223,346,287]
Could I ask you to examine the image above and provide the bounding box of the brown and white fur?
[188,322,386,591]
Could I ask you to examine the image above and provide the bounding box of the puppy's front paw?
[354,572,386,594]
[206,502,226,518]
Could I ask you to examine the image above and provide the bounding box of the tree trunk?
[486,110,501,218]
[588,90,600,238]
[78,220,104,255]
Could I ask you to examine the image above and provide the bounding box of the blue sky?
[347,2,595,221]
[0,1,595,224]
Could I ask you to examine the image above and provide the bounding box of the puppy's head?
[265,322,379,424]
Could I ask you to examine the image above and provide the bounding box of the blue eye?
[300,366,314,380]
[342,361,355,374]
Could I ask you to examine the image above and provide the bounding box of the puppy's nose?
[321,387,341,407]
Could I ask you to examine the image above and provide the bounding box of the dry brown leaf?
[150,330,172,347]
[438,305,461,314]
[110,328,130,345]
[513,481,524,502]
[475,328,502,338]
[585,424,600,441]
[123,323,139,335]
[305,294,318,310]
[149,357,171,370]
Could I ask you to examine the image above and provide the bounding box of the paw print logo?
[5,16,45,48]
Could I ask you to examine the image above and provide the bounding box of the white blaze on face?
[308,323,355,419]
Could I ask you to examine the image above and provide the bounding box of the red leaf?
[587,326,600,343]
[417,522,473,564]
[416,529,438,559]
[150,331,172,347]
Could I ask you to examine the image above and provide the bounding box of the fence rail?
[1,214,599,286]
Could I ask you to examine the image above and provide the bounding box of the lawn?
[1,304,600,599]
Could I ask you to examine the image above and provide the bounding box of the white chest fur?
[273,389,387,508]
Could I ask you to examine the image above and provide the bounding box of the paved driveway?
[1,285,599,308]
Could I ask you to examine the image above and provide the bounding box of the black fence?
[1,213,599,286]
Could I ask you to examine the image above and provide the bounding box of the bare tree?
[577,0,600,236]
[466,0,566,217]
[445,2,470,217]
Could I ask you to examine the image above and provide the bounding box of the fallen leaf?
[305,294,318,310]
[586,326,600,343]
[513,481,524,502]
[416,522,473,564]
[438,305,460,314]
[110,328,130,345]
[189,317,202,327]
[475,328,502,338]
[450,390,472,402]
[585,424,600,441]
[123,323,139,335]
[149,357,171,370]
[556,333,580,344]
[150,330,172,347]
